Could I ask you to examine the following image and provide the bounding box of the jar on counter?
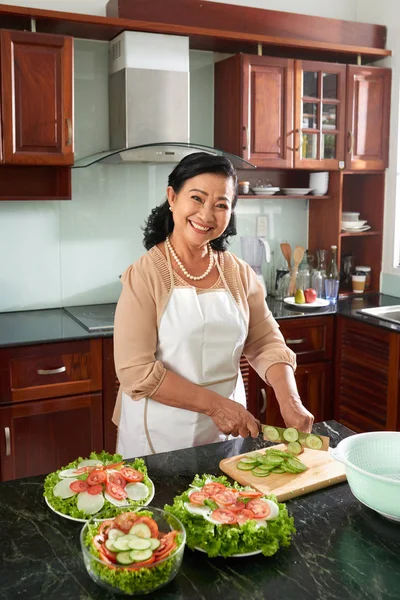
[238,181,250,195]
[355,266,371,290]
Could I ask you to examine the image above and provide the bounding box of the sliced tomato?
[236,509,255,525]
[189,491,209,506]
[238,490,263,499]
[99,520,114,536]
[103,461,124,470]
[92,534,105,551]
[114,512,139,533]
[106,482,127,501]
[70,480,89,493]
[127,556,156,569]
[120,467,144,483]
[100,544,118,563]
[212,490,239,507]
[211,508,237,524]
[202,482,227,496]
[154,543,177,562]
[74,466,94,475]
[246,499,271,519]
[225,501,246,513]
[87,469,107,486]
[133,516,159,539]
[108,472,126,488]
[87,483,103,495]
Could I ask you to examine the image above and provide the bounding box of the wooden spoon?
[288,245,305,296]
[280,242,292,271]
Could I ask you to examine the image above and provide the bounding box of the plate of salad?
[43,451,154,522]
[164,474,295,558]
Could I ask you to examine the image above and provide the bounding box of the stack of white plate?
[341,219,371,233]
[251,186,280,195]
[282,188,312,196]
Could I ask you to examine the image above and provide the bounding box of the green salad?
[43,451,153,520]
[164,474,295,558]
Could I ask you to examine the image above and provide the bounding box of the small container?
[355,266,371,290]
[342,211,360,222]
[238,181,250,195]
[352,273,366,294]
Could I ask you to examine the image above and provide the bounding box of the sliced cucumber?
[286,457,308,472]
[105,539,118,552]
[108,528,125,541]
[129,523,151,539]
[263,425,281,442]
[237,461,257,471]
[305,434,323,450]
[113,535,134,552]
[149,538,161,551]
[252,467,271,477]
[283,427,299,443]
[239,457,258,465]
[116,551,134,565]
[128,537,152,551]
[130,549,153,562]
[287,441,303,455]
[271,466,285,474]
[260,454,284,465]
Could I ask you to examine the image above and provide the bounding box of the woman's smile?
[188,219,213,234]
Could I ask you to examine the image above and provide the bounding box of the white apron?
[117,246,248,457]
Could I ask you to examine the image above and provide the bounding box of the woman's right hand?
[208,397,260,438]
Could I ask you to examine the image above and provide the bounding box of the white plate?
[284,297,330,308]
[282,188,312,195]
[44,478,155,523]
[341,225,371,233]
[195,546,262,558]
[251,187,280,194]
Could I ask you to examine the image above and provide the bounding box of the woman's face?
[167,172,235,247]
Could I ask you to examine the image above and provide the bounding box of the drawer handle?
[37,366,66,375]
[5,427,11,457]
[260,388,267,414]
[286,338,306,345]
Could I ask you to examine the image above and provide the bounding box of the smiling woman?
[112,152,314,458]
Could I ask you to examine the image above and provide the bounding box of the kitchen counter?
[1,292,400,348]
[2,420,400,600]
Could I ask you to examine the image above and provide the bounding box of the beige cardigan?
[112,245,296,425]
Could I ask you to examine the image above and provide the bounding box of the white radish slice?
[77,490,105,515]
[77,459,103,468]
[188,487,203,497]
[58,468,81,479]
[104,491,130,507]
[261,499,280,520]
[184,502,211,517]
[53,478,79,499]
[255,519,267,529]
[203,513,224,525]
[125,483,149,501]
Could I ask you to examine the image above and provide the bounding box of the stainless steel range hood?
[73,32,255,170]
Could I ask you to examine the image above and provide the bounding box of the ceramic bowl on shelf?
[341,220,368,229]
[282,188,312,196]
[342,212,360,222]
[250,186,280,195]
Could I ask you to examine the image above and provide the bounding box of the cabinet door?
[0,30,73,166]
[242,55,294,168]
[0,393,103,482]
[103,338,119,454]
[294,61,346,169]
[346,66,391,171]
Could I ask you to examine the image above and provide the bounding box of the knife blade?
[259,423,330,452]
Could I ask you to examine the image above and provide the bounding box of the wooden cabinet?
[103,337,119,454]
[0,340,103,481]
[215,54,293,169]
[335,316,400,433]
[346,66,391,171]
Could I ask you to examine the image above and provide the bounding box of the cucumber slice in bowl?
[283,427,299,443]
[305,434,323,450]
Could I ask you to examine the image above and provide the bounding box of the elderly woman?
[113,152,313,457]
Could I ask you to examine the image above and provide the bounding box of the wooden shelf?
[340,230,381,237]
[238,195,330,199]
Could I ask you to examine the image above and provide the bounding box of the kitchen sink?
[358,306,400,326]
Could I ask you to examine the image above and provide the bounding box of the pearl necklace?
[166,236,214,281]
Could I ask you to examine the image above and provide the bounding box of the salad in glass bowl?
[164,474,295,558]
[80,507,185,596]
[43,451,154,521]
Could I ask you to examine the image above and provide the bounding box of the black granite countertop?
[1,421,400,600]
[1,293,400,349]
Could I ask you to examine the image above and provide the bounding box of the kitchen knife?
[260,423,330,452]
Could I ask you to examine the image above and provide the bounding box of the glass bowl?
[80,507,186,596]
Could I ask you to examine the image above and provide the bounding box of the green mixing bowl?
[330,432,400,522]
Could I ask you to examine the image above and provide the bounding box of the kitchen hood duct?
[73,31,255,169]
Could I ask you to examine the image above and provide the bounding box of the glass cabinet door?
[294,62,346,169]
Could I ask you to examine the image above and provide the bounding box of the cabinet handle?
[37,366,66,375]
[260,388,267,414]
[242,126,250,151]
[286,338,306,345]
[294,129,300,152]
[347,131,354,154]
[66,118,73,146]
[4,427,11,457]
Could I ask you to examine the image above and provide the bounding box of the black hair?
[142,152,238,251]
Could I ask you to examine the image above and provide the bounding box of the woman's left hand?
[279,395,314,433]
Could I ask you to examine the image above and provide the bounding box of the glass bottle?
[325,245,340,302]
[311,249,327,298]
[296,252,311,290]
[327,245,340,280]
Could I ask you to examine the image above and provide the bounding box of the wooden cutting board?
[219,444,346,502]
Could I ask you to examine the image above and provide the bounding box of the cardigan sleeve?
[113,264,167,401]
[240,261,297,383]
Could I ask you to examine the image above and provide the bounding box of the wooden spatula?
[280,242,292,271]
[288,245,305,296]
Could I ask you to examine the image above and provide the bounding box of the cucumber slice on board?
[237,461,257,471]
[287,441,303,455]
[239,457,258,464]
[263,425,281,442]
[305,434,323,450]
[271,467,285,474]
[283,427,299,442]
[252,467,271,477]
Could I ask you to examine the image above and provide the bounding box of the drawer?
[0,339,102,403]
[278,316,334,363]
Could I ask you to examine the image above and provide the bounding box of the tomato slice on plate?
[87,469,107,486]
[108,472,126,488]
[70,480,89,493]
[211,508,237,524]
[202,482,227,496]
[225,501,246,513]
[212,490,239,506]
[236,509,255,525]
[106,482,127,500]
[120,467,144,483]
[133,516,159,539]
[246,499,271,519]
[87,483,103,495]
[189,491,209,506]
[103,461,124,470]
[238,490,263,499]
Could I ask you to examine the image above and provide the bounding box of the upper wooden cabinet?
[346,66,391,170]
[0,30,74,166]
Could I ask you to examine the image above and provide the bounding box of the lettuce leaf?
[164,474,295,558]
[43,452,153,520]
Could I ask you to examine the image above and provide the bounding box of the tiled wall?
[0,40,307,312]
